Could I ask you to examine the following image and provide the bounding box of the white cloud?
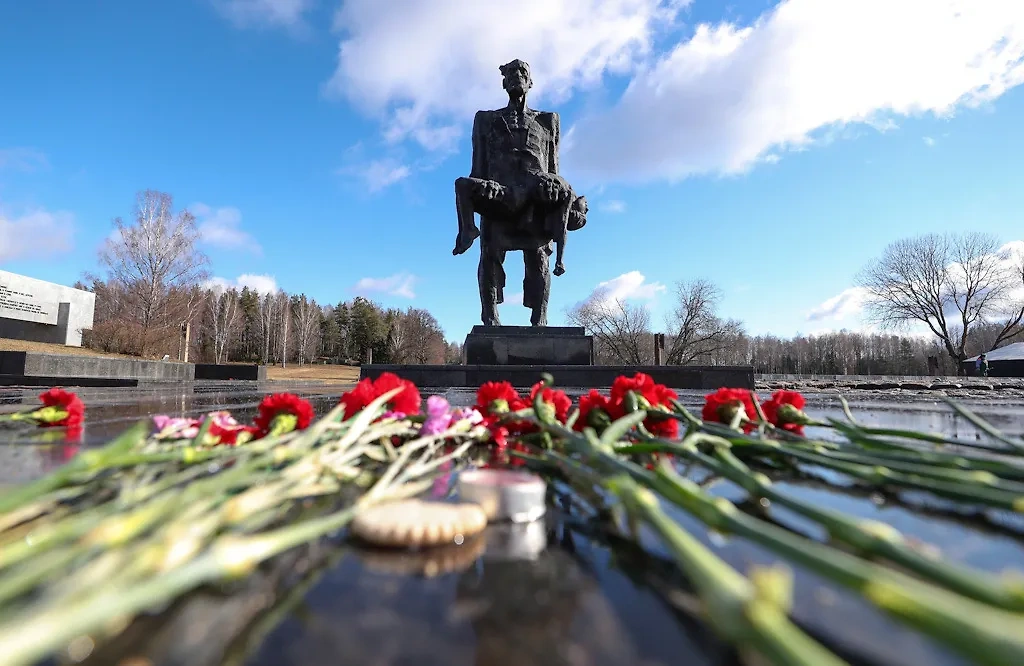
[353,272,417,299]
[810,239,1024,326]
[211,0,312,29]
[600,200,627,213]
[503,291,524,306]
[354,159,411,192]
[567,0,1024,182]
[0,208,74,261]
[190,203,262,253]
[206,273,279,294]
[0,147,48,172]
[587,270,665,306]
[807,286,869,322]
[326,0,688,151]
[923,136,936,147]
[995,240,1024,304]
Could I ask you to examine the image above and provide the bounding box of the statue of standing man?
[453,59,588,327]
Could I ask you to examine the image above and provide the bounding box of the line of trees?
[78,190,458,366]
[566,277,1020,376]
[188,289,455,366]
[721,330,978,376]
[76,192,1023,375]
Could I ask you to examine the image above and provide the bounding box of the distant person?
[979,353,989,378]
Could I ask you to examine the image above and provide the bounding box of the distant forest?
[76,191,1022,376]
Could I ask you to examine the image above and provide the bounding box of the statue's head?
[500,59,532,97]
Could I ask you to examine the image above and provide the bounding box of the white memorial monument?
[0,270,95,347]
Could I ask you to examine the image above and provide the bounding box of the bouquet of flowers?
[0,371,1023,666]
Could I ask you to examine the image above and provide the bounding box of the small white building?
[0,270,95,346]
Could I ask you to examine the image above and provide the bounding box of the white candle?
[457,468,547,523]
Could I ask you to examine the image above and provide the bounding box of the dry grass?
[0,338,173,361]
[265,364,361,382]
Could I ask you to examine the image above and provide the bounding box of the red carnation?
[253,393,315,438]
[475,381,534,437]
[608,373,679,439]
[609,373,678,411]
[475,381,521,415]
[761,390,809,435]
[575,389,616,432]
[37,388,85,429]
[373,372,421,415]
[610,372,658,406]
[529,381,572,424]
[339,378,375,417]
[644,411,679,439]
[702,388,759,432]
[338,373,421,420]
[486,424,509,463]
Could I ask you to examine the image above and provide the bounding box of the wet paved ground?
[3,381,1024,665]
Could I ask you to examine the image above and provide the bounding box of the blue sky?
[3,0,1024,343]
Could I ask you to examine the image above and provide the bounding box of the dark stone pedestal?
[194,364,267,381]
[463,326,593,366]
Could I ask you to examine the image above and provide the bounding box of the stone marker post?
[654,333,665,366]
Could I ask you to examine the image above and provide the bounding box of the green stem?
[607,475,847,666]
[646,465,1024,665]
[633,438,1024,611]
[736,442,1024,512]
[0,422,148,515]
[942,399,1024,454]
[540,419,1024,665]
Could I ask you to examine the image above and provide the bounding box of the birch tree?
[277,291,290,366]
[292,294,321,365]
[259,292,277,364]
[97,190,209,355]
[206,286,240,364]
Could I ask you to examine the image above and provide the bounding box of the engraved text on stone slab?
[0,282,59,325]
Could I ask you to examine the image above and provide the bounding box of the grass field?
[0,338,164,361]
[265,364,360,382]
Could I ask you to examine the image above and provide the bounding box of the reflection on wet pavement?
[3,381,1023,665]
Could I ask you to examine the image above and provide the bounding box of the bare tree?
[206,286,240,364]
[97,190,209,355]
[986,243,1024,349]
[79,279,144,355]
[857,233,1022,368]
[566,298,652,365]
[258,292,278,364]
[395,308,446,364]
[277,291,291,366]
[292,295,321,365]
[444,341,463,364]
[664,279,745,365]
[177,285,204,362]
[385,308,408,363]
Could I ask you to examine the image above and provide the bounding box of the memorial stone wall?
[0,270,95,346]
